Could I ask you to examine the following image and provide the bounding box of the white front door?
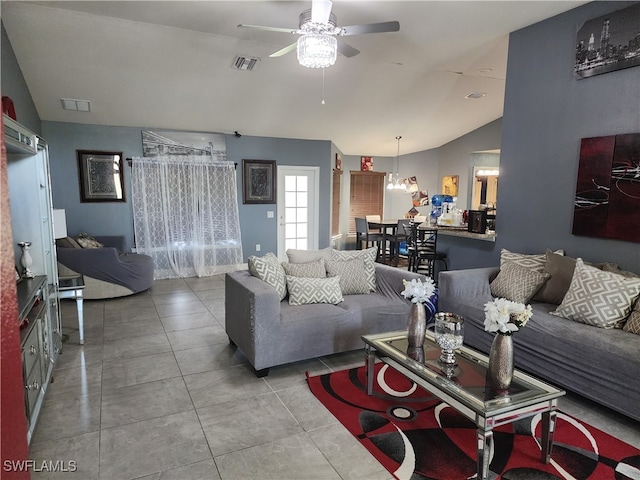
[277,166,319,259]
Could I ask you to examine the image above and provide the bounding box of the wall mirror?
[471,166,499,210]
[469,150,500,211]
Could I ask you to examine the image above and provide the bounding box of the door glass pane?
[296,223,307,238]
[296,192,307,207]
[285,223,297,238]
[285,176,297,191]
[285,207,297,222]
[297,176,308,191]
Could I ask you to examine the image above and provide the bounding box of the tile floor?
[29,275,640,479]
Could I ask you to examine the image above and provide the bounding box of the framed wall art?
[77,150,126,202]
[572,133,640,243]
[242,159,276,204]
[575,2,640,80]
[360,156,373,171]
[442,175,459,196]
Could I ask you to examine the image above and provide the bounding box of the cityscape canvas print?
[575,2,640,80]
[573,133,640,243]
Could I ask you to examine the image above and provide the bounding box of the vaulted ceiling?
[1,1,586,155]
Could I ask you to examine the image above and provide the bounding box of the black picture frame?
[242,159,276,204]
[77,150,126,202]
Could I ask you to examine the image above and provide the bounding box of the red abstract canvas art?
[573,133,640,243]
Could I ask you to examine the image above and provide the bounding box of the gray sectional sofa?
[225,262,424,376]
[438,266,640,422]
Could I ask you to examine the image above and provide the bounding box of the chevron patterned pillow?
[552,259,640,329]
[490,261,550,303]
[282,259,326,278]
[500,248,564,272]
[286,276,343,306]
[330,247,377,292]
[248,252,287,301]
[326,258,370,295]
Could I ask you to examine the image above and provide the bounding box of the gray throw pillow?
[533,250,577,304]
[552,259,640,329]
[286,247,332,264]
[490,261,549,304]
[248,252,287,301]
[286,276,343,305]
[325,258,370,295]
[282,259,326,278]
[330,247,377,292]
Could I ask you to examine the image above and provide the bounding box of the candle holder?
[434,312,464,365]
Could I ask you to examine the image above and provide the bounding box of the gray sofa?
[225,263,425,376]
[438,267,640,422]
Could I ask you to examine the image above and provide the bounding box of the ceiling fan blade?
[311,0,333,24]
[269,42,298,58]
[337,39,360,58]
[340,21,400,36]
[237,24,298,34]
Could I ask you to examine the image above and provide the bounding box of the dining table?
[367,219,400,264]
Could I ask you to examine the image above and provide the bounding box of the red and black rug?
[307,363,640,480]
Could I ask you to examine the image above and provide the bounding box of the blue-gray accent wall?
[497,0,640,274]
[41,121,333,259]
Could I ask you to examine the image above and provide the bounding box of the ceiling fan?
[238,0,399,68]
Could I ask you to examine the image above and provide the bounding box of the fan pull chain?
[321,68,326,105]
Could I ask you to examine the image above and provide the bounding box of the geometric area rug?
[307,363,640,480]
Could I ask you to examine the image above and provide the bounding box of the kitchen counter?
[418,224,496,242]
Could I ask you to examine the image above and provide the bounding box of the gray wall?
[498,1,640,274]
[1,22,40,134]
[41,121,332,259]
[432,120,503,270]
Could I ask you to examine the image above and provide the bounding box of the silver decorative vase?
[487,333,514,390]
[407,303,427,348]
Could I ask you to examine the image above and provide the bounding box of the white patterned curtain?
[131,156,243,279]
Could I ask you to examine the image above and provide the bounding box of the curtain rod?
[126,157,237,169]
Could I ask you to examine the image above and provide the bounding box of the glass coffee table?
[362,329,565,480]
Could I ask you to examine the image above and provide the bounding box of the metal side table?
[58,274,86,345]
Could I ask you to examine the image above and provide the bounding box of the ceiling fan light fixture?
[297,33,337,68]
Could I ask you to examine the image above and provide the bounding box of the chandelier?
[387,136,406,190]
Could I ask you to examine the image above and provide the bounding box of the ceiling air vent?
[465,92,486,100]
[61,98,91,111]
[232,55,260,71]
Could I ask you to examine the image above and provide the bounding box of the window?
[348,171,385,234]
[332,169,342,236]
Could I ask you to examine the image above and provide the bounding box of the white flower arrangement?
[484,297,533,335]
[401,278,436,304]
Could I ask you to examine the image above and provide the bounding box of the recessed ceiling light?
[465,92,486,100]
[477,68,493,74]
[61,98,91,112]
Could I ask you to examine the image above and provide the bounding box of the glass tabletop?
[363,330,564,416]
[59,275,85,290]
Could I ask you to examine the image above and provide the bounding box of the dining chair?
[389,219,412,266]
[365,214,382,234]
[355,217,383,258]
[405,224,448,280]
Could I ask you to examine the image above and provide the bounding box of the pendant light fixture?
[387,136,406,190]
